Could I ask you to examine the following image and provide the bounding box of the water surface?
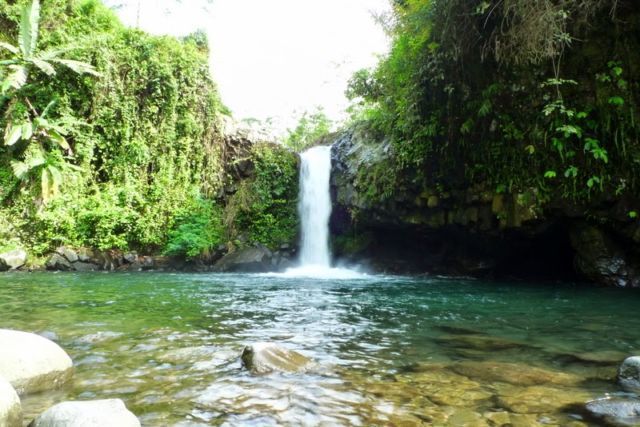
[1,272,638,426]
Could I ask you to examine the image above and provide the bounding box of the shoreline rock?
[0,329,73,395]
[0,376,21,427]
[241,343,312,374]
[29,399,140,427]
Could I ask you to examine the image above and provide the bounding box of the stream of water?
[1,273,639,426]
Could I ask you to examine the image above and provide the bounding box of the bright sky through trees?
[103,0,390,133]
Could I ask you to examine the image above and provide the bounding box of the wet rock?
[30,399,140,427]
[496,384,591,414]
[214,246,273,273]
[72,262,99,272]
[570,223,640,288]
[241,343,312,374]
[619,356,640,393]
[436,334,534,352]
[0,249,27,271]
[0,376,21,427]
[0,329,73,395]
[585,397,640,427]
[567,350,628,366]
[56,246,78,263]
[449,361,581,387]
[45,253,72,271]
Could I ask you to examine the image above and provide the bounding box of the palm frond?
[19,0,40,58]
[0,42,19,54]
[2,65,28,93]
[51,59,101,77]
[30,58,55,76]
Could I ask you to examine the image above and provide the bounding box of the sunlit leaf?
[19,0,40,58]
[30,58,55,76]
[49,130,70,151]
[41,167,51,203]
[0,41,19,54]
[2,65,28,92]
[52,59,101,76]
[21,122,33,140]
[4,123,22,146]
[10,161,30,180]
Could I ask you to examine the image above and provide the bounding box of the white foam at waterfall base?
[279,145,366,280]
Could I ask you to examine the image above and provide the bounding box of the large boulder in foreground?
[0,329,73,395]
[0,376,21,427]
[241,343,312,374]
[0,249,27,271]
[29,399,140,427]
[619,356,640,393]
[214,246,273,273]
[585,397,640,427]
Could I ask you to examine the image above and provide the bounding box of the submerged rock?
[496,384,591,414]
[0,376,21,427]
[436,334,534,352]
[214,246,273,273]
[0,329,73,395]
[585,397,640,427]
[30,399,140,427]
[449,361,581,387]
[241,343,312,374]
[0,249,27,271]
[619,356,640,393]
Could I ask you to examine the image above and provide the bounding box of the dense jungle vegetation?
[0,0,298,262]
[348,0,640,214]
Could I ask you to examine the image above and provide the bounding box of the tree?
[0,0,99,204]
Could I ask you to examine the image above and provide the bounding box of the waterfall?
[298,146,332,267]
[273,145,364,279]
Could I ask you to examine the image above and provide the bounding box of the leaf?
[0,41,19,54]
[4,123,22,146]
[21,122,33,140]
[40,167,51,203]
[30,58,55,76]
[47,165,62,197]
[524,145,535,155]
[48,130,70,151]
[630,211,638,219]
[10,161,30,180]
[2,65,28,93]
[19,0,40,58]
[608,96,624,106]
[52,59,101,76]
[544,170,557,179]
[41,100,57,118]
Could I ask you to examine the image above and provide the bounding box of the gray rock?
[29,399,140,427]
[241,342,312,374]
[0,249,27,271]
[46,254,72,271]
[619,356,640,393]
[585,397,640,427]
[123,252,138,264]
[0,376,21,427]
[213,246,273,273]
[76,248,93,262]
[56,247,78,263]
[72,262,99,272]
[0,329,73,395]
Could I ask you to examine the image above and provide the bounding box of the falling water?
[298,145,332,267]
[276,145,364,279]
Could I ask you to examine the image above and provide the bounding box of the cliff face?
[330,128,640,287]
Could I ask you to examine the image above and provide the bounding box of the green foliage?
[284,107,332,152]
[165,197,223,259]
[0,0,227,256]
[225,143,298,248]
[347,0,640,205]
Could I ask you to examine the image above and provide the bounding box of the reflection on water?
[0,272,639,426]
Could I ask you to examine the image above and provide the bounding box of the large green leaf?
[21,122,33,140]
[2,65,28,93]
[52,59,101,76]
[10,161,30,180]
[0,41,19,54]
[19,0,40,58]
[30,58,55,76]
[4,123,22,146]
